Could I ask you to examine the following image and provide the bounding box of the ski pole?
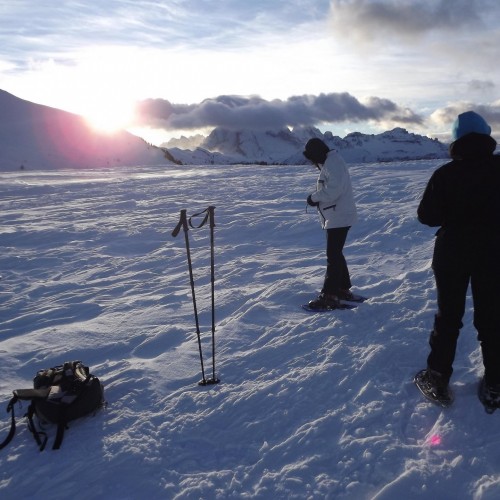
[207,206,219,384]
[172,209,207,385]
[188,206,219,385]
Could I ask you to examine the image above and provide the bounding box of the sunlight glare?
[83,97,134,133]
[64,46,141,133]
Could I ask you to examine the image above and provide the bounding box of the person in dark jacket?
[415,111,500,407]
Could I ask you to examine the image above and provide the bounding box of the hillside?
[0,90,170,170]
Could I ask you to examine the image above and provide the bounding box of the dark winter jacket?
[417,133,500,270]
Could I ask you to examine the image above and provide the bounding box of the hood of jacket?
[449,133,497,160]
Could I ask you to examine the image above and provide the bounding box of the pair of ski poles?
[172,206,220,386]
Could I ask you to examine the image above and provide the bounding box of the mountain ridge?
[0,89,449,170]
[164,125,449,165]
[0,89,171,171]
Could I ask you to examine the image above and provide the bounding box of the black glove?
[307,194,319,207]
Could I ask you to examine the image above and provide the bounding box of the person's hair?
[303,138,330,164]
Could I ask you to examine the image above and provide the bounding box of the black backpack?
[0,360,105,451]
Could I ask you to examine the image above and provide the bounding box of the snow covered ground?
[1,160,499,499]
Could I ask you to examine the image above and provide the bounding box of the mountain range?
[165,126,449,165]
[0,89,449,170]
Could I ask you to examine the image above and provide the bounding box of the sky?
[1,0,499,145]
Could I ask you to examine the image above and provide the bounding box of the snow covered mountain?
[0,89,449,170]
[0,90,171,171]
[166,125,449,165]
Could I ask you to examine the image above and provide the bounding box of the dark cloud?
[432,102,500,133]
[329,0,487,40]
[467,80,496,92]
[133,93,423,131]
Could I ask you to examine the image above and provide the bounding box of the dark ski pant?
[427,264,500,385]
[321,226,352,296]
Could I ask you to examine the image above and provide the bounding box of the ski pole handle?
[172,209,188,237]
[208,205,216,228]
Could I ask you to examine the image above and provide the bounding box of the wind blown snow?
[1,161,499,499]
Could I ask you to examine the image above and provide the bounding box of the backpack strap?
[52,421,67,450]
[1,388,53,451]
[26,403,48,451]
[0,395,18,450]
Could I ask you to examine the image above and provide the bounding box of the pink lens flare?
[429,434,442,446]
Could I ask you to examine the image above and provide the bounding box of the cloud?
[0,1,331,67]
[430,101,500,135]
[467,80,496,93]
[329,0,488,42]
[133,93,423,132]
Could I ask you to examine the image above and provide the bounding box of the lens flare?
[429,434,441,446]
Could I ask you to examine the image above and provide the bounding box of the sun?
[83,97,135,133]
[70,49,138,133]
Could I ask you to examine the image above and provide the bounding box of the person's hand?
[307,194,319,207]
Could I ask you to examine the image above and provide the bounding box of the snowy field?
[1,160,500,499]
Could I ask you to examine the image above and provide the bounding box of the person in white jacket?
[303,138,358,310]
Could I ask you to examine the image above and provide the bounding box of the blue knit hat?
[451,111,491,141]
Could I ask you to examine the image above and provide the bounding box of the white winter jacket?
[309,150,358,229]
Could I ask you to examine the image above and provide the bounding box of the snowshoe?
[414,369,453,408]
[478,377,500,414]
[302,292,356,312]
[338,289,368,304]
